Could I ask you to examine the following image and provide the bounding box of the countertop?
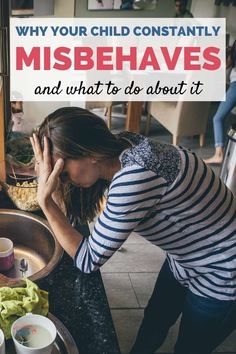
[0,190,121,354]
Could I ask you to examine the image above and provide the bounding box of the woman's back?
[74,132,236,300]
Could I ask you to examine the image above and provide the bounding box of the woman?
[175,0,193,18]
[205,40,236,164]
[31,107,236,354]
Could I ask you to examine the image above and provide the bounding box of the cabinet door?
[0,78,6,181]
[0,0,10,181]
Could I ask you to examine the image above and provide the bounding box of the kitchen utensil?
[11,313,57,354]
[0,329,5,354]
[19,258,28,277]
[0,238,14,272]
[0,210,63,287]
[6,313,79,354]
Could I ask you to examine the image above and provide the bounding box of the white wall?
[191,0,236,44]
[22,100,87,132]
[22,102,70,132]
[34,0,54,16]
[54,0,75,17]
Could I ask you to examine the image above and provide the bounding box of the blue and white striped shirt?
[75,132,236,301]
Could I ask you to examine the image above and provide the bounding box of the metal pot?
[0,209,63,287]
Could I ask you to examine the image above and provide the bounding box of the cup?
[11,313,57,354]
[0,238,14,272]
[0,329,5,354]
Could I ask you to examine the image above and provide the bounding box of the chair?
[85,102,126,130]
[145,101,211,146]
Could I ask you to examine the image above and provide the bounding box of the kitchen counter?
[37,252,120,354]
[0,190,121,354]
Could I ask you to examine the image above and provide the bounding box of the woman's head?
[39,106,126,157]
[38,106,128,222]
[38,107,126,184]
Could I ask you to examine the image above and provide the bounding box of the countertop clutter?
[0,190,121,354]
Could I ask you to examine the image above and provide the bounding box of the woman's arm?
[30,134,83,258]
[74,166,168,273]
[40,198,82,258]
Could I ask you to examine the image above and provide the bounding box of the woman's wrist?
[39,196,57,213]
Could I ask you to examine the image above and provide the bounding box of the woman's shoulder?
[117,132,181,185]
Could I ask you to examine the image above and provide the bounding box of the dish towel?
[0,278,49,339]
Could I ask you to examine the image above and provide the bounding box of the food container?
[0,177,40,212]
[6,313,79,354]
[7,180,40,212]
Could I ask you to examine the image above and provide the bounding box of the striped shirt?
[75,132,236,301]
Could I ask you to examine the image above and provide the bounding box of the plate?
[5,313,79,354]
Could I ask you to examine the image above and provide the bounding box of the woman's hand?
[30,134,64,209]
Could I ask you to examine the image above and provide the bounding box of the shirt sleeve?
[74,165,168,273]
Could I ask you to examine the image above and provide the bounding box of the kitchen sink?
[0,209,63,286]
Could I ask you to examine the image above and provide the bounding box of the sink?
[0,209,63,287]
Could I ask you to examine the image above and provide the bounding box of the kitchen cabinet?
[0,86,5,181]
[0,0,10,182]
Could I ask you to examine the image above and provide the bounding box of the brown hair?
[38,106,128,223]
